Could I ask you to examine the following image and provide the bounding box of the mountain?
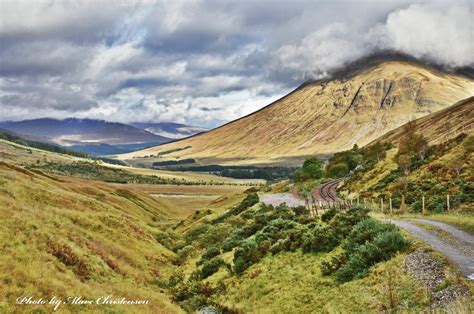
[373,96,474,145]
[0,118,171,156]
[130,122,208,139]
[119,59,474,165]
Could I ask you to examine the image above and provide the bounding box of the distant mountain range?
[119,57,474,165]
[130,122,208,139]
[0,118,206,156]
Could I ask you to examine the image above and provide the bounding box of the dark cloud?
[0,0,472,127]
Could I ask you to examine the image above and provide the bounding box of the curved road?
[385,218,474,280]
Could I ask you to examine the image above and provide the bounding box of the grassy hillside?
[0,162,182,313]
[0,139,263,186]
[0,140,254,312]
[146,196,472,313]
[373,96,474,146]
[119,61,474,165]
[340,109,473,214]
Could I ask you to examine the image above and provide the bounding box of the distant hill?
[130,122,208,139]
[119,58,474,165]
[0,118,171,156]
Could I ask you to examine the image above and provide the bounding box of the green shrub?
[200,257,225,279]
[201,246,221,261]
[269,238,291,255]
[233,239,262,274]
[184,224,210,243]
[177,245,194,263]
[321,207,337,222]
[329,206,369,239]
[154,230,176,251]
[199,223,231,247]
[213,193,259,223]
[330,222,409,283]
[302,225,338,253]
[327,162,349,178]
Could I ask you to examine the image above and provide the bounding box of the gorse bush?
[213,193,259,223]
[166,200,408,311]
[200,257,225,279]
[321,207,337,222]
[201,246,221,261]
[302,226,338,253]
[209,203,372,274]
[321,218,410,283]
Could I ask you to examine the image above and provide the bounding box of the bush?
[321,207,337,222]
[200,246,221,263]
[320,219,410,283]
[327,162,349,178]
[335,230,409,283]
[184,224,210,243]
[199,224,231,247]
[200,257,225,279]
[302,225,338,253]
[213,193,259,223]
[269,238,291,255]
[177,245,194,263]
[329,206,370,239]
[233,239,262,274]
[155,230,176,251]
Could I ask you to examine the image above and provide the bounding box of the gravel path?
[385,219,474,280]
[261,193,306,207]
[410,218,474,247]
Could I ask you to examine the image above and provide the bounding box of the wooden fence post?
[447,195,450,212]
[389,197,393,214]
[422,196,426,215]
[371,198,375,211]
[400,195,406,214]
[380,198,384,213]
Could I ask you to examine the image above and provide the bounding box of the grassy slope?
[200,225,472,313]
[0,139,254,312]
[373,96,474,146]
[0,139,262,185]
[216,251,427,313]
[119,61,474,165]
[340,95,473,208]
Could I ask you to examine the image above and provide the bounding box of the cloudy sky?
[0,0,473,128]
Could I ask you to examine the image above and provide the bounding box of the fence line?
[302,193,460,216]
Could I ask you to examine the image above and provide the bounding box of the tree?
[397,154,411,175]
[398,122,429,161]
[327,162,349,178]
[301,157,324,180]
[463,134,474,153]
[448,153,464,177]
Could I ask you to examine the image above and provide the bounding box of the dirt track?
[385,218,474,280]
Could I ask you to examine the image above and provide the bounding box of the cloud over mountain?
[0,0,472,127]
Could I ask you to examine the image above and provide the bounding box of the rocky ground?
[405,249,470,309]
[385,218,474,278]
[405,248,471,310]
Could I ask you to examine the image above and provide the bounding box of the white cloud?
[384,1,474,67]
[0,0,472,127]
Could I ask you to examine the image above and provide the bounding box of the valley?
[1,58,473,313]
